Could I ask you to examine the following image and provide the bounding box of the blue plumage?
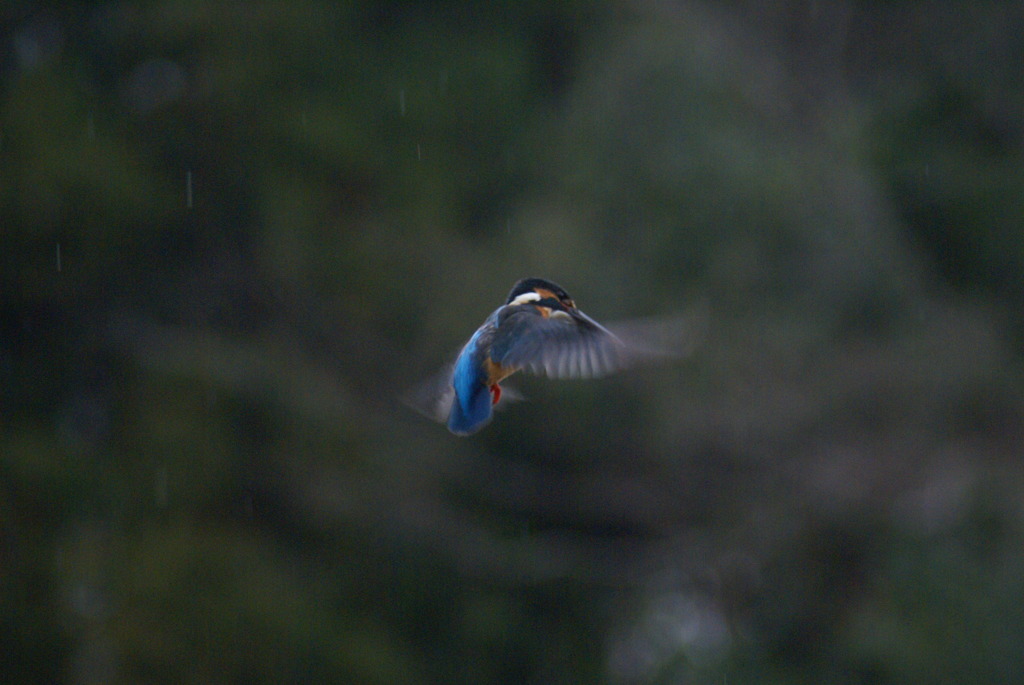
[448,325,497,435]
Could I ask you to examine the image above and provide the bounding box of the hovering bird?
[408,277,697,436]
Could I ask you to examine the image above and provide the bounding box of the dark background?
[4,2,1024,683]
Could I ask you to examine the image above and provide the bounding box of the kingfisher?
[408,277,691,436]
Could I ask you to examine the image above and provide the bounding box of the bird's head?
[505,277,576,313]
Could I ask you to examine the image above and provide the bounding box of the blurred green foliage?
[3,1,1024,683]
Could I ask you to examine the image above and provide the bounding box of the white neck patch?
[509,291,542,306]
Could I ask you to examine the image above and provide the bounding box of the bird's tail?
[446,383,494,436]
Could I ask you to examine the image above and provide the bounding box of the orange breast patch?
[484,358,515,385]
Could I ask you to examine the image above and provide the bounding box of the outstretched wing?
[490,301,708,380]
[489,306,634,379]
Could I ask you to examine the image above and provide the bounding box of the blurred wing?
[491,302,708,380]
[491,307,634,379]
[604,302,708,361]
[402,363,456,424]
